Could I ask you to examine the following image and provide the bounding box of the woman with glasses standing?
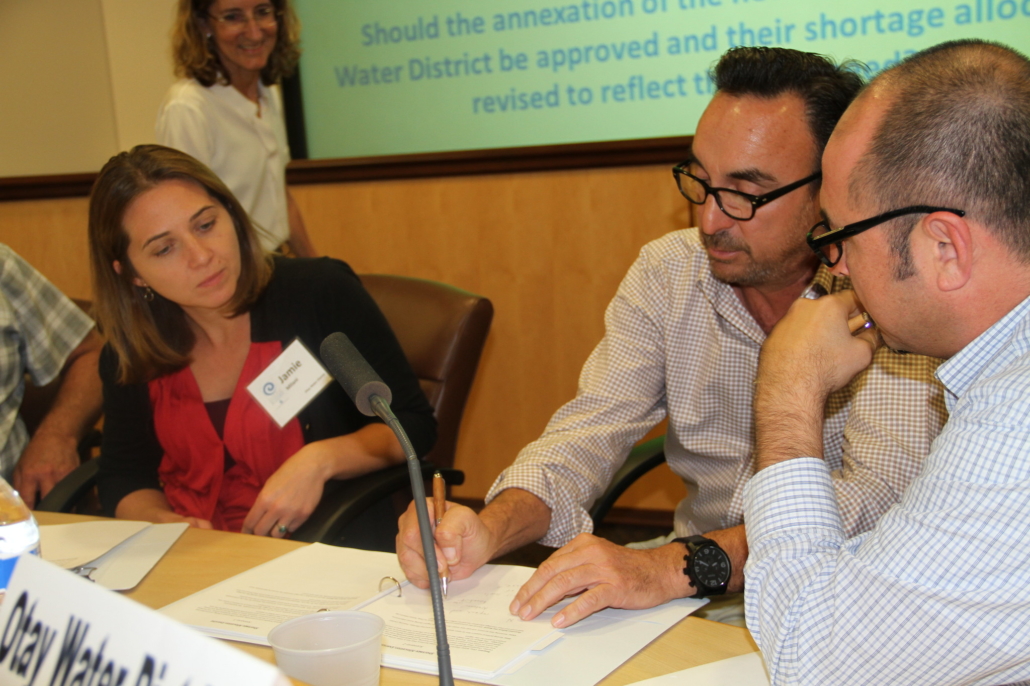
[156,0,317,257]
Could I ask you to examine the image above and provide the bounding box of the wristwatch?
[674,535,731,597]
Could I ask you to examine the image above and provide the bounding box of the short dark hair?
[856,40,1030,272]
[89,145,272,384]
[172,0,301,87]
[711,47,865,164]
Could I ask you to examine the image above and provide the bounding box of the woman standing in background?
[157,0,317,257]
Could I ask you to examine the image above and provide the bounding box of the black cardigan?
[97,256,437,516]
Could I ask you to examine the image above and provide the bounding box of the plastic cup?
[268,610,385,686]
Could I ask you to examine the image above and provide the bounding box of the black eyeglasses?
[672,161,821,221]
[807,205,966,268]
[208,3,278,30]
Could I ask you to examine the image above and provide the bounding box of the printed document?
[159,542,707,686]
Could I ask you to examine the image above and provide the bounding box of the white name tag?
[0,554,288,686]
[247,338,332,428]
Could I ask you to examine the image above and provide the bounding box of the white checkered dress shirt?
[744,294,1030,685]
[488,229,946,547]
[0,244,94,479]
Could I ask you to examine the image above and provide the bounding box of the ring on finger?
[277,524,289,535]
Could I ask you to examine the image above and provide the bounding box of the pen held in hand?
[433,471,449,598]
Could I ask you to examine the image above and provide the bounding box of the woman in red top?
[89,145,435,537]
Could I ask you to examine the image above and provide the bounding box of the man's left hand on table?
[509,533,696,628]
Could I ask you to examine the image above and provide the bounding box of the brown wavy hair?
[171,0,301,87]
[89,145,273,384]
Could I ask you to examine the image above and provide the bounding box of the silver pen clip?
[800,283,828,300]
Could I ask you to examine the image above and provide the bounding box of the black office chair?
[291,274,493,544]
[39,277,493,550]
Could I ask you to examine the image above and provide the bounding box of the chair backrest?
[359,274,493,469]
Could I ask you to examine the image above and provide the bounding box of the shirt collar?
[210,80,270,114]
[695,254,848,342]
[936,293,1030,401]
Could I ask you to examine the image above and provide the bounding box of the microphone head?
[320,332,392,416]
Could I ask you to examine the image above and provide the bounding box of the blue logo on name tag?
[263,382,276,395]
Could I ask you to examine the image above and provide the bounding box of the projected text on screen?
[295,0,1030,159]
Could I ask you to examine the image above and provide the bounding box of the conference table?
[35,512,759,686]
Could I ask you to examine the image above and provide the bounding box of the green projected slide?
[294,0,1030,159]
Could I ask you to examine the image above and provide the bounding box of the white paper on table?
[480,598,708,686]
[89,522,189,590]
[160,541,708,686]
[357,563,708,686]
[357,564,561,678]
[161,542,404,644]
[627,652,769,685]
[40,520,150,568]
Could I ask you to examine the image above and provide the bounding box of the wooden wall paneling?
[292,163,693,508]
[1,163,695,514]
[0,197,92,300]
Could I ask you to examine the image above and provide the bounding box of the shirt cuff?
[744,457,844,544]
[486,465,592,548]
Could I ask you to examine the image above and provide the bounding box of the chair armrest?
[589,436,667,526]
[36,458,101,513]
[291,464,465,544]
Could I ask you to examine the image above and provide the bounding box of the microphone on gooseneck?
[319,331,392,417]
[319,332,454,686]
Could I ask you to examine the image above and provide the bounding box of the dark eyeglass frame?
[672,161,822,221]
[208,3,279,27]
[807,205,966,268]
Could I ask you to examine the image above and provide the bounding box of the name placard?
[0,554,287,686]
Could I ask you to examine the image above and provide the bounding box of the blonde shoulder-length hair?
[171,0,301,87]
[89,144,273,385]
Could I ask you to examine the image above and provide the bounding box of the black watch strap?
[674,535,730,598]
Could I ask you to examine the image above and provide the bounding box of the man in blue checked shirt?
[746,40,1030,684]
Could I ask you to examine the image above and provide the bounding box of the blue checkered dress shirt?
[744,295,1030,685]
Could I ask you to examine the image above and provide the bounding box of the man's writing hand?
[396,499,495,588]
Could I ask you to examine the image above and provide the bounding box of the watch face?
[693,546,730,588]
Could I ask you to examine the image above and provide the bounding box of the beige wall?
[99,0,178,152]
[0,0,175,178]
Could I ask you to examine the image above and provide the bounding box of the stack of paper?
[161,543,401,642]
[364,564,564,681]
[160,543,707,686]
[40,520,188,590]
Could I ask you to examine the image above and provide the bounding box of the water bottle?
[0,477,40,598]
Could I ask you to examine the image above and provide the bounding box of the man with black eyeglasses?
[745,40,1030,684]
[398,46,945,628]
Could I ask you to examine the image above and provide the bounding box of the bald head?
[848,40,1030,264]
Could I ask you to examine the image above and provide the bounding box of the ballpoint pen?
[848,311,875,336]
[433,471,449,598]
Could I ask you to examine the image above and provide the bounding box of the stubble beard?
[702,229,812,288]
